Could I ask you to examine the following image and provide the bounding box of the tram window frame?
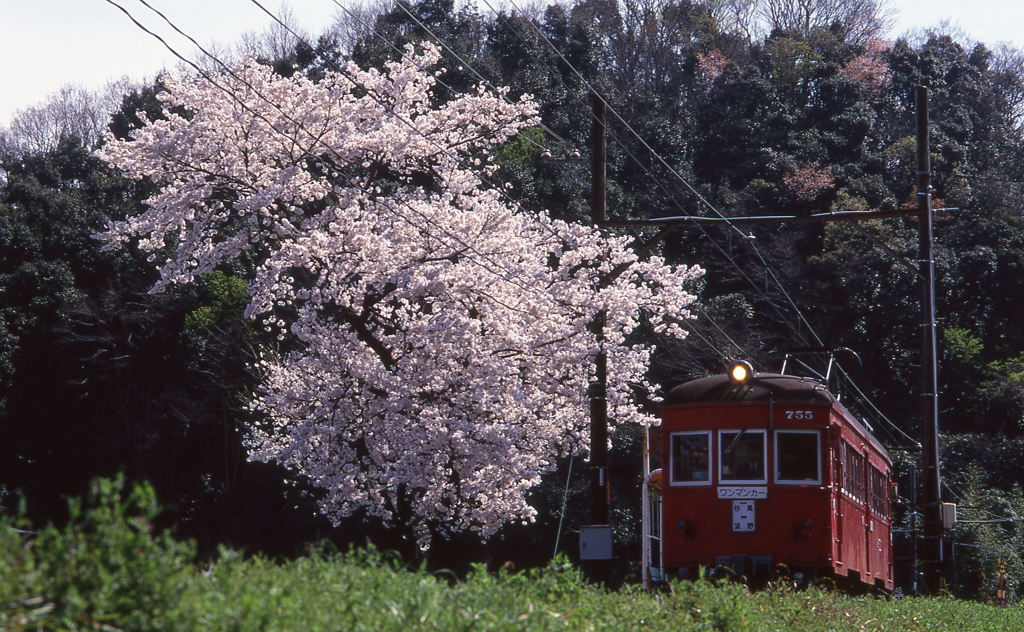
[718,429,767,484]
[841,442,866,504]
[774,430,822,485]
[869,465,888,518]
[668,431,712,486]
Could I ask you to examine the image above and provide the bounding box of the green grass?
[2,479,1021,631]
[173,554,1022,631]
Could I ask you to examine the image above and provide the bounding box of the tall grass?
[2,478,1020,630]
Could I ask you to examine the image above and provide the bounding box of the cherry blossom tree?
[783,162,835,203]
[841,38,892,94]
[96,43,702,545]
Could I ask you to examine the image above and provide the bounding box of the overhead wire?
[688,303,752,361]
[477,0,823,349]
[486,0,916,441]
[672,311,734,364]
[251,0,735,367]
[486,0,823,345]
[123,0,903,440]
[374,0,750,363]
[473,2,827,371]
[475,0,791,359]
[957,517,1024,525]
[943,480,1022,523]
[114,0,574,315]
[952,541,1020,551]
[110,0,710,403]
[942,479,1024,552]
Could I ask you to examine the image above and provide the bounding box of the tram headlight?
[729,360,754,384]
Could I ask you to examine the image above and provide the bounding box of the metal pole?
[916,86,944,593]
[589,316,609,528]
[641,428,651,589]
[912,465,919,593]
[589,92,609,528]
[552,456,574,559]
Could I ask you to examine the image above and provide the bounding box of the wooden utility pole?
[590,93,607,227]
[917,86,945,594]
[587,93,610,564]
[574,92,614,580]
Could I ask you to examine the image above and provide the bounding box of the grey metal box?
[579,524,613,560]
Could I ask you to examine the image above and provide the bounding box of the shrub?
[7,476,194,630]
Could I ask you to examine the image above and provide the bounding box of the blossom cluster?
[841,38,892,95]
[96,43,703,545]
[783,162,836,203]
[696,49,731,88]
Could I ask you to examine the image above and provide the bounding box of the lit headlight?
[729,360,754,384]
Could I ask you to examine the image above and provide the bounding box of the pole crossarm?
[598,207,958,228]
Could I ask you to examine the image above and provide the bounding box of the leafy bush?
[1,476,194,630]
[183,270,249,332]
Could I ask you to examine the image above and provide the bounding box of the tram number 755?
[784,410,814,420]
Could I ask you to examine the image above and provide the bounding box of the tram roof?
[662,373,891,462]
[664,373,834,405]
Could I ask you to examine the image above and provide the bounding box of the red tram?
[642,362,894,590]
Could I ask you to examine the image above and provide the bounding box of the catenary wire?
[485,0,916,438]
[474,0,816,344]
[475,1,858,380]
[126,0,896,435]
[494,0,831,349]
[367,0,751,361]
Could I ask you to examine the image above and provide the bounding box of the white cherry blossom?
[96,43,703,545]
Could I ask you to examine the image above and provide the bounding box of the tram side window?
[775,431,821,484]
[842,443,866,503]
[670,432,711,484]
[870,466,887,517]
[720,430,766,483]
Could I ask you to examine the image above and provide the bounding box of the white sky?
[0,0,1021,126]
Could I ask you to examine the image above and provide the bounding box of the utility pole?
[582,93,611,581]
[589,94,608,527]
[917,86,945,593]
[590,93,607,227]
